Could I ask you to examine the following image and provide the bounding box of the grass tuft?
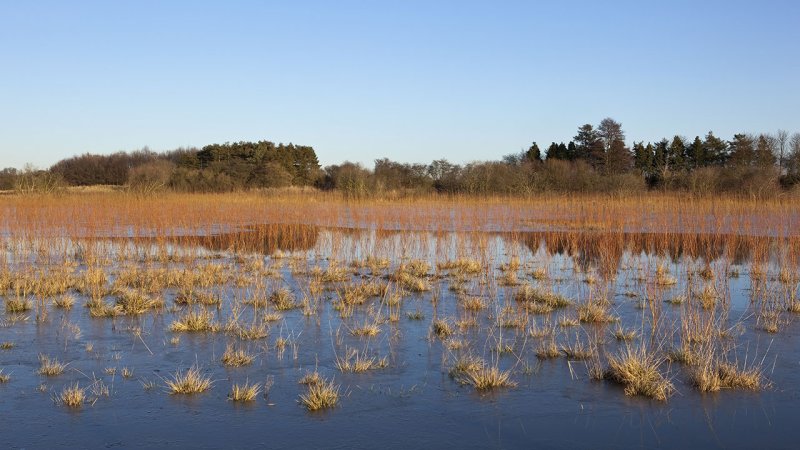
[165,365,212,394]
[299,377,340,411]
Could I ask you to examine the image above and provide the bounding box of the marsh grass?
[335,349,388,373]
[5,297,32,313]
[221,344,255,367]
[38,355,66,376]
[54,294,76,309]
[57,383,86,408]
[299,370,323,385]
[605,345,674,401]
[170,309,219,333]
[561,340,592,360]
[578,302,617,324]
[514,285,571,308]
[536,339,561,359]
[458,366,517,390]
[406,310,425,320]
[432,319,454,339]
[229,380,261,402]
[165,365,212,394]
[612,326,637,341]
[299,377,340,411]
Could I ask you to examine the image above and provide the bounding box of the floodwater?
[1,226,799,449]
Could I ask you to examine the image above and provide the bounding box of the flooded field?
[1,194,799,448]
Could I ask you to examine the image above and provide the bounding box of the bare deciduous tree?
[776,129,789,173]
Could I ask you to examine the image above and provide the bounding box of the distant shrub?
[127,160,175,195]
[13,166,65,195]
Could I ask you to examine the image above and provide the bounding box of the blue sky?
[1,0,798,169]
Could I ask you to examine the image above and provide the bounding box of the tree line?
[2,119,799,196]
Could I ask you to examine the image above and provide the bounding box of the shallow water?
[1,227,799,449]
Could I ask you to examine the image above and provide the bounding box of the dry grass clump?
[402,259,431,278]
[0,369,9,383]
[335,349,388,373]
[38,354,66,376]
[299,370,323,385]
[530,267,548,280]
[352,256,391,272]
[689,360,765,392]
[317,264,351,283]
[664,295,686,305]
[0,342,14,350]
[351,323,381,337]
[170,309,219,332]
[229,380,261,402]
[392,271,429,292]
[166,365,212,394]
[696,285,718,310]
[438,258,482,275]
[561,340,592,360]
[270,287,297,310]
[655,264,677,286]
[558,315,579,328]
[115,288,164,314]
[499,271,521,286]
[58,383,86,408]
[457,366,517,390]
[536,339,561,359]
[221,344,255,367]
[5,297,32,313]
[757,312,780,334]
[698,265,715,280]
[612,326,637,341]
[432,319,454,339]
[605,346,673,401]
[496,306,527,329]
[666,345,699,365]
[87,299,123,318]
[458,295,486,311]
[299,377,340,411]
[449,354,485,378]
[578,302,617,324]
[514,285,571,308]
[54,294,76,309]
[175,289,221,306]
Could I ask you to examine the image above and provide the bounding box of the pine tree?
[633,142,653,175]
[687,136,705,169]
[702,131,728,166]
[525,142,542,162]
[573,124,598,161]
[728,134,755,167]
[667,136,687,172]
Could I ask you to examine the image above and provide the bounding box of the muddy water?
[1,228,799,449]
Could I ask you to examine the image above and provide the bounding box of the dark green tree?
[667,136,687,172]
[702,131,728,166]
[525,142,542,162]
[728,134,755,166]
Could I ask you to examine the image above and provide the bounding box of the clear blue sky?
[1,0,798,169]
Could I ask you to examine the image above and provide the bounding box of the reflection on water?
[83,223,320,256]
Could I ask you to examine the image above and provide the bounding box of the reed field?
[1,190,799,447]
